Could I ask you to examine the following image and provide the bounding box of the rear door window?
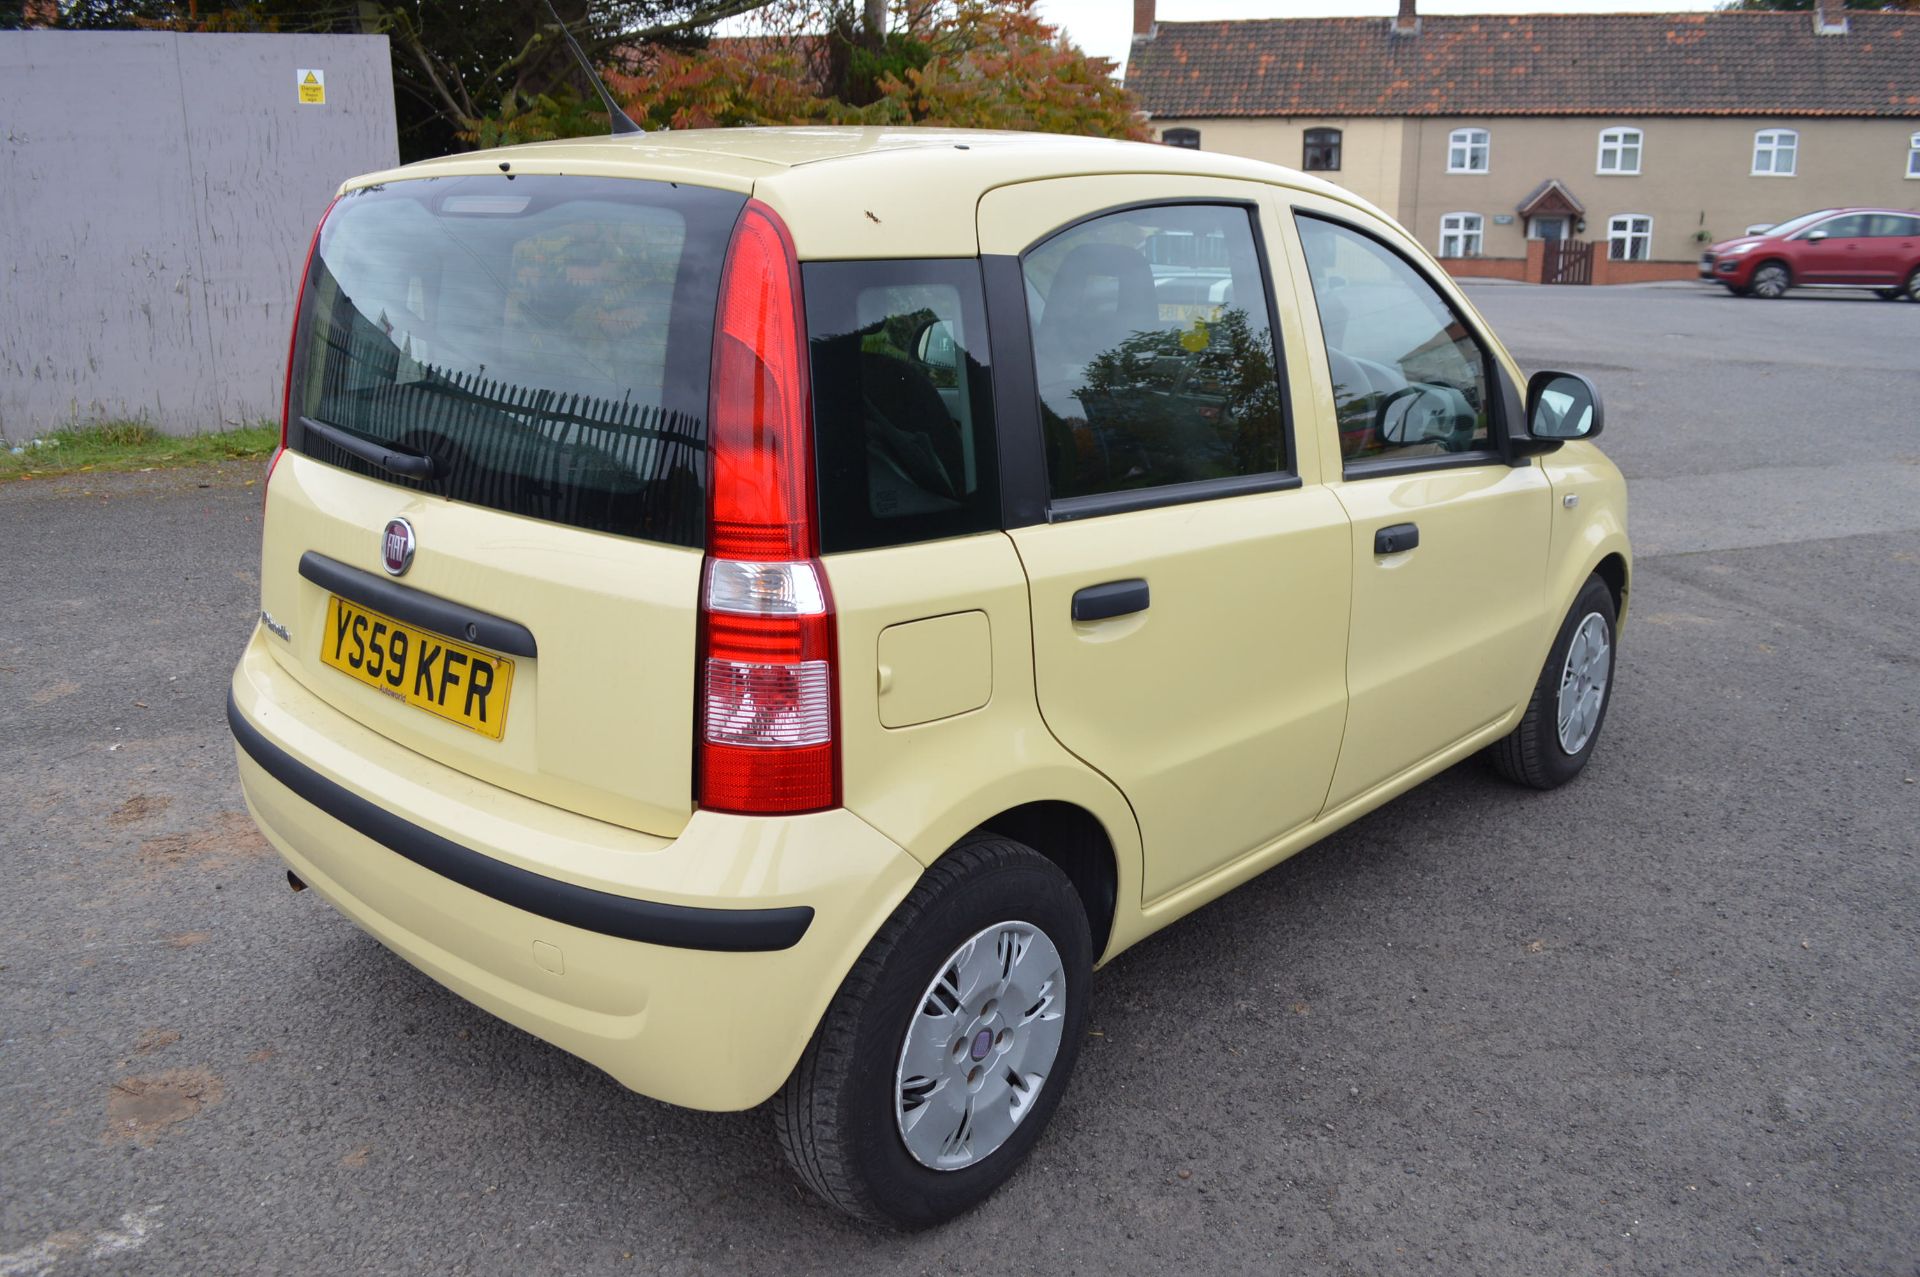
[805,260,1000,552]
[1020,203,1288,501]
[288,175,746,547]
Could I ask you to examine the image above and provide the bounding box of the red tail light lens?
[698,202,838,815]
[708,201,814,563]
[269,200,334,511]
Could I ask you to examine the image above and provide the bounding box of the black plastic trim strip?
[981,253,1049,530]
[227,691,815,953]
[1341,450,1505,481]
[1048,472,1303,523]
[299,552,538,659]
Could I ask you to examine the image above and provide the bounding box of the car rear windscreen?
[286,175,746,547]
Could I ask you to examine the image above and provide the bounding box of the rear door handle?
[1072,578,1150,622]
[1374,522,1420,555]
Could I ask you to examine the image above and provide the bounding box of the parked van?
[230,128,1629,1227]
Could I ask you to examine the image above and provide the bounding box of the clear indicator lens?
[705,559,826,616]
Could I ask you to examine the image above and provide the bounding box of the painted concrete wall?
[1398,115,1920,263]
[0,32,397,438]
[1149,118,1408,225]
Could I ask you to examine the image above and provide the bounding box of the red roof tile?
[1126,11,1920,118]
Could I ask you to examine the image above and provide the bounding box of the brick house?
[1125,0,1920,283]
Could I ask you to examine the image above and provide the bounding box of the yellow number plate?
[320,596,515,740]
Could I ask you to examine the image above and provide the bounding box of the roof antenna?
[538,0,645,135]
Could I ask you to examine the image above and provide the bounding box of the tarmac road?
[2,282,1916,1275]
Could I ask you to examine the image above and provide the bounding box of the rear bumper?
[229,626,921,1110]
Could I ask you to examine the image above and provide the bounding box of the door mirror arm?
[1492,360,1560,465]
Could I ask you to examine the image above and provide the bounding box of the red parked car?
[1699,208,1920,300]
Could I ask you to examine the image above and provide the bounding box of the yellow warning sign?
[297,68,326,105]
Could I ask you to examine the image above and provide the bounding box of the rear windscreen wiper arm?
[299,416,439,481]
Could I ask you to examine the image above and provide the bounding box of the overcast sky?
[1037,0,1723,72]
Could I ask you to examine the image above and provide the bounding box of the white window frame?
[1907,132,1920,179]
[1447,128,1491,174]
[1439,212,1485,258]
[1608,214,1653,262]
[1597,127,1643,175]
[1753,129,1798,177]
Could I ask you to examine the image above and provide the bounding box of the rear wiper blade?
[300,416,438,481]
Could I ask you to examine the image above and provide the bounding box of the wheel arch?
[970,801,1120,961]
[1593,550,1630,624]
[1750,256,1793,288]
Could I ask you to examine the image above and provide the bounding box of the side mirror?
[914,318,959,372]
[1525,370,1604,441]
[1806,229,1828,243]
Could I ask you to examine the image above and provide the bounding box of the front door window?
[1531,217,1567,242]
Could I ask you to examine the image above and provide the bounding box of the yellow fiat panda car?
[229,127,1627,1228]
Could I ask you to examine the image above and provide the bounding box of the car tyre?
[1875,288,1902,301]
[1724,284,1751,298]
[1489,574,1618,791]
[1749,261,1790,299]
[1905,266,1920,303]
[773,834,1093,1229]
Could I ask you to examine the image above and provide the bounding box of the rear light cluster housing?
[698,201,839,815]
[269,200,335,504]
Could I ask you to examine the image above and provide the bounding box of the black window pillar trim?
[227,691,815,953]
[982,253,1049,529]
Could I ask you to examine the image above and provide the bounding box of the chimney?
[1392,0,1420,37]
[1812,0,1848,36]
[1134,0,1156,38]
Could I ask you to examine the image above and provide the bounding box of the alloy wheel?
[1556,612,1612,755]
[1752,264,1789,299]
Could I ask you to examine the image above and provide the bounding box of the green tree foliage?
[532,0,1147,142]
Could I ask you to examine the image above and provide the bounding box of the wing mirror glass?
[913,318,959,372]
[1526,370,1604,441]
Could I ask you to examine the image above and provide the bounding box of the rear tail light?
[697,201,838,815]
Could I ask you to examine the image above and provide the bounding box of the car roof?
[338,126,1373,260]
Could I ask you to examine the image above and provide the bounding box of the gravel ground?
[2,284,1916,1275]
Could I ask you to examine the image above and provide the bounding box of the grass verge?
[1,421,278,482]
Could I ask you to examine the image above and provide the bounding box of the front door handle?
[1072,578,1150,622]
[1374,522,1420,555]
